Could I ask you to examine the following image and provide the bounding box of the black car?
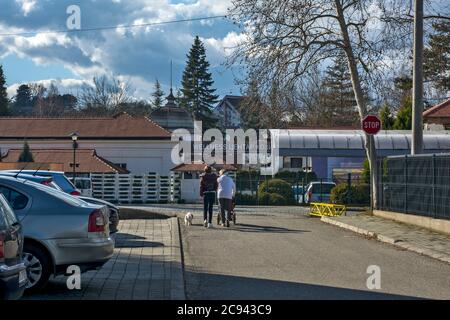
[0,194,27,300]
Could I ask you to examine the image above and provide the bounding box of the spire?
[165,60,177,108]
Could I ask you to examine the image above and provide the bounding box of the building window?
[290,158,303,169]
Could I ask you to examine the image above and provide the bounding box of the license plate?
[18,269,27,286]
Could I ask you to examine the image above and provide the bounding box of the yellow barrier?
[309,202,347,217]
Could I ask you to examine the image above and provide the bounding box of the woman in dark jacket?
[200,166,218,228]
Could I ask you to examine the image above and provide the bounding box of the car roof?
[4,170,65,175]
[309,181,336,184]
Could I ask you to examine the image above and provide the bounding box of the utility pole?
[412,0,424,155]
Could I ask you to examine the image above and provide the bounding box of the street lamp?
[70,132,79,182]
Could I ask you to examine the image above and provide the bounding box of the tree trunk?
[334,0,378,208]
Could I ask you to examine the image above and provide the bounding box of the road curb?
[321,216,450,265]
[170,217,187,300]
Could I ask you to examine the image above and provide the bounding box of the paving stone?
[23,218,185,300]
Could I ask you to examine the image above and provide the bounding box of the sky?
[0,0,245,101]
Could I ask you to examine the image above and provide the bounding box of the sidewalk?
[321,214,450,265]
[25,218,185,300]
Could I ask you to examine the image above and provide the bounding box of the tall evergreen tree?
[424,21,450,92]
[180,36,219,130]
[320,52,359,126]
[393,96,412,130]
[0,65,9,116]
[18,141,34,163]
[379,104,394,130]
[13,84,33,116]
[151,79,165,109]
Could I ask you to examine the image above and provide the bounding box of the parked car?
[0,194,27,300]
[70,178,93,197]
[0,172,57,189]
[305,181,337,203]
[78,197,119,234]
[0,171,120,234]
[5,171,81,195]
[0,176,114,292]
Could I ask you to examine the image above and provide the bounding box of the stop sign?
[362,115,381,135]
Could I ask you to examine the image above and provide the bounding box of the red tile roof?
[0,112,171,139]
[1,149,129,174]
[423,99,450,118]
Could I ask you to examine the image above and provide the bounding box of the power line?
[0,15,230,37]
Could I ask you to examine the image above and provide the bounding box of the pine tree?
[151,79,165,109]
[424,21,450,92]
[320,52,359,126]
[379,104,394,130]
[18,141,34,163]
[180,36,219,130]
[393,96,412,130]
[0,65,9,116]
[13,84,33,116]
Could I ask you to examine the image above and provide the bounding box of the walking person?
[200,166,218,228]
[217,169,236,228]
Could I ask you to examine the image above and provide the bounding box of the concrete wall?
[374,210,450,236]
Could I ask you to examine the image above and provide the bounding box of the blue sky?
[0,0,244,100]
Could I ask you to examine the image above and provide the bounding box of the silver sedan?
[0,176,114,293]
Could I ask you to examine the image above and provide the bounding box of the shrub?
[331,183,370,205]
[269,193,287,206]
[235,193,258,205]
[257,192,287,206]
[258,179,295,204]
[258,192,271,205]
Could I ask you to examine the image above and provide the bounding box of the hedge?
[257,179,295,205]
[330,183,370,205]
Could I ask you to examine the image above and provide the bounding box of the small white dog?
[184,212,194,226]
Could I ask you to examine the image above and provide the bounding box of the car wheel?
[23,244,51,293]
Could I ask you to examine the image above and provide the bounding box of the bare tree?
[78,75,132,115]
[228,0,419,206]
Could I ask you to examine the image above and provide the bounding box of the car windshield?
[23,180,89,207]
[56,175,77,191]
[311,183,335,194]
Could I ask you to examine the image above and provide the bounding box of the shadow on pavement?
[115,240,165,248]
[233,223,310,234]
[185,270,421,300]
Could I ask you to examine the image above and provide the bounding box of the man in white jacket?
[217,169,236,228]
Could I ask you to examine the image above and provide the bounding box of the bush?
[331,183,370,205]
[257,192,287,206]
[258,192,271,205]
[258,179,295,204]
[269,193,287,206]
[235,193,258,205]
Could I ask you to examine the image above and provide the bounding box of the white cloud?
[15,0,38,16]
[2,0,241,99]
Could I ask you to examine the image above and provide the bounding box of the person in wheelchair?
[217,169,236,228]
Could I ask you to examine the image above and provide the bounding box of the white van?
[71,177,93,197]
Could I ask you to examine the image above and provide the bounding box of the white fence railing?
[91,172,181,204]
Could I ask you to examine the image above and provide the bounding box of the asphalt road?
[180,208,450,300]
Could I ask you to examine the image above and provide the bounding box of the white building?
[214,95,244,129]
[0,112,177,175]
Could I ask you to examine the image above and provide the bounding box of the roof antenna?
[170,60,173,95]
